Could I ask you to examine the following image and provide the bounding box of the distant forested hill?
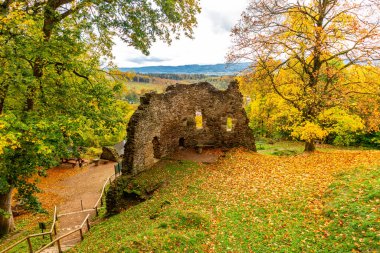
[119,63,250,75]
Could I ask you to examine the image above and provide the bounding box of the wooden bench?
[92,158,100,166]
[195,144,215,154]
[61,158,86,168]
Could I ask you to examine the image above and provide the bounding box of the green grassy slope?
[72,147,380,252]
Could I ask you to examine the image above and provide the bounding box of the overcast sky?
[111,0,249,68]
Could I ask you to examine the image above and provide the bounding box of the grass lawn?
[71,144,380,252]
[0,213,53,253]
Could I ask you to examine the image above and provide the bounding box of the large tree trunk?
[0,81,9,114]
[25,62,44,111]
[24,12,54,112]
[0,94,5,114]
[304,141,316,152]
[0,188,15,237]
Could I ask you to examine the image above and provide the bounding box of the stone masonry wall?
[123,81,256,175]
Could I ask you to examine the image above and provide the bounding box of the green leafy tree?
[0,0,200,236]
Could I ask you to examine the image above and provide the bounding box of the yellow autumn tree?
[238,61,375,147]
[229,0,380,151]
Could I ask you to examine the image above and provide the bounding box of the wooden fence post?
[57,239,62,253]
[86,218,90,231]
[26,237,33,253]
[79,228,84,241]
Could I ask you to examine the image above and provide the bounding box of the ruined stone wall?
[123,81,256,175]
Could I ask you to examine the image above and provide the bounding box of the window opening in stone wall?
[195,111,203,129]
[226,117,233,132]
[245,96,251,105]
[152,137,161,159]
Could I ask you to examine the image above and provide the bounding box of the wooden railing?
[1,206,58,253]
[35,214,90,253]
[93,172,119,216]
[2,164,121,253]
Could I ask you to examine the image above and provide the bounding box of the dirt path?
[37,161,116,252]
[52,162,115,213]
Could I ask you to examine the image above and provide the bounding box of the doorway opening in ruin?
[179,137,185,147]
[152,137,161,159]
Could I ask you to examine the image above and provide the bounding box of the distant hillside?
[119,63,250,75]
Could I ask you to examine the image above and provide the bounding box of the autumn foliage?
[229,0,380,150]
[73,147,380,252]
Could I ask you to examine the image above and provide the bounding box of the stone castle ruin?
[123,81,256,175]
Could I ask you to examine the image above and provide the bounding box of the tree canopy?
[0,0,200,236]
[228,0,380,151]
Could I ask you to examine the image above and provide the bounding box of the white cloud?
[112,0,249,67]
